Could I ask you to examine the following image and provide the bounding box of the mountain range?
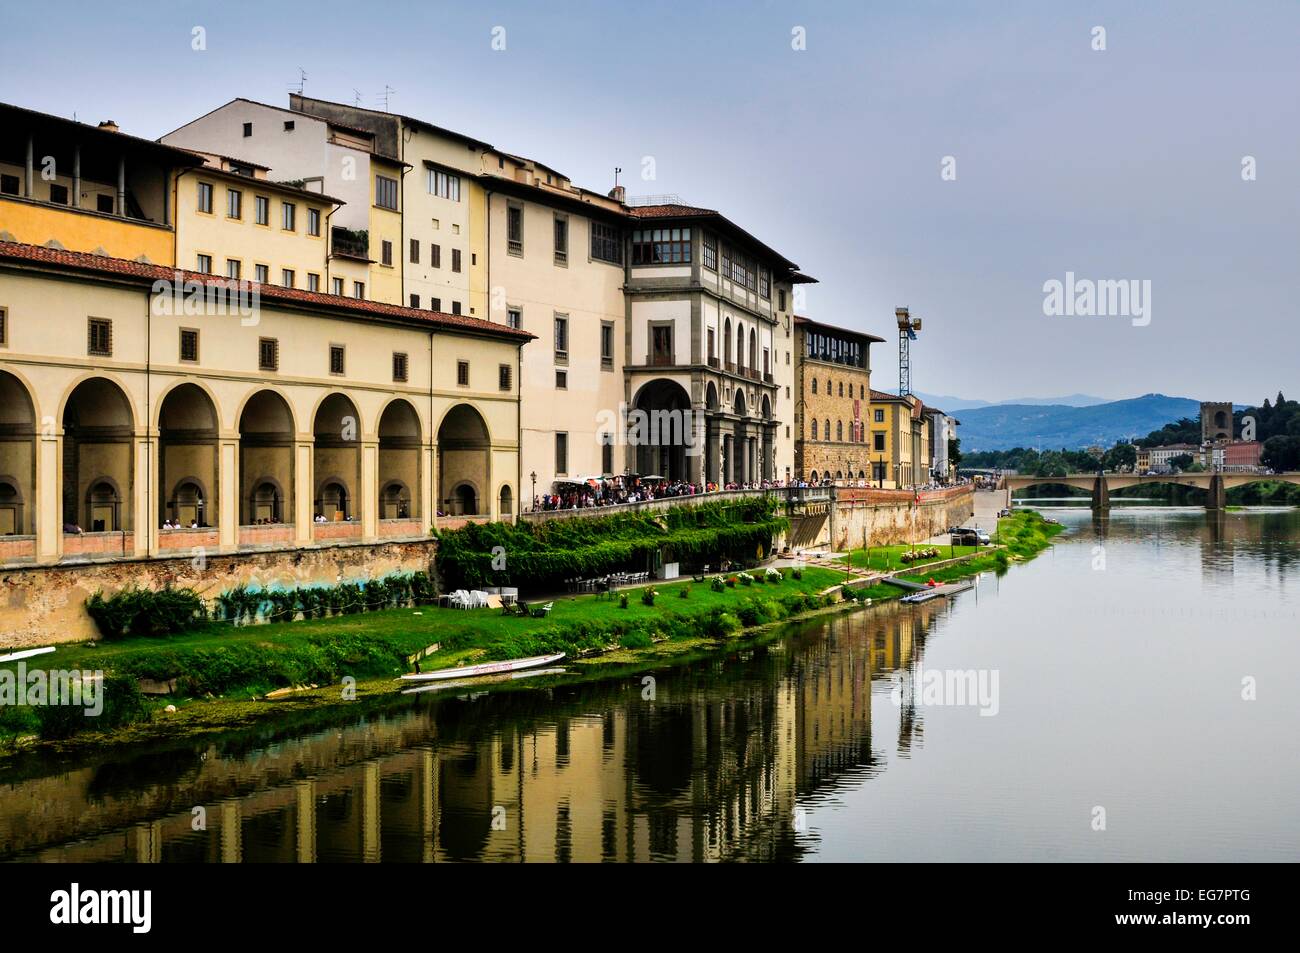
[944,393,1205,451]
[914,391,1111,412]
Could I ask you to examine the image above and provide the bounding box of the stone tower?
[1200,401,1233,444]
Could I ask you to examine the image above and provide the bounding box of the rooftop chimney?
[98,120,120,133]
[608,184,626,204]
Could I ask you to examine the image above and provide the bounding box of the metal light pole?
[530,471,537,511]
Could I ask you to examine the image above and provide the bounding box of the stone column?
[1206,474,1226,510]
[361,438,379,540]
[1091,475,1109,511]
[294,439,314,544]
[36,432,62,564]
[134,433,157,558]
[487,446,497,520]
[421,439,435,527]
[218,437,238,551]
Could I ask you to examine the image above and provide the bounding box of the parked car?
[951,527,983,546]
[974,527,991,545]
[997,507,1011,518]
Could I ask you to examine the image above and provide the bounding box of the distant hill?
[915,391,1110,412]
[955,393,1202,451]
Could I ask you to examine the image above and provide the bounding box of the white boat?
[400,651,566,682]
[0,646,55,664]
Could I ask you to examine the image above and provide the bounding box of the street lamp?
[530,471,537,511]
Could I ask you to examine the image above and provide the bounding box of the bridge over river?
[1002,472,1300,509]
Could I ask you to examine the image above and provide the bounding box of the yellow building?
[0,101,203,265]
[867,389,931,488]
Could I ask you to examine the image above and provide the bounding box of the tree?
[1262,435,1300,472]
[947,436,962,469]
[1103,443,1137,472]
[1169,453,1195,472]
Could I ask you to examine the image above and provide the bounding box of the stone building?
[792,315,883,483]
[1200,401,1233,444]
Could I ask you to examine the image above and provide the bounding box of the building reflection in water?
[2,602,947,864]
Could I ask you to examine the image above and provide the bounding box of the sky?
[3,0,1298,404]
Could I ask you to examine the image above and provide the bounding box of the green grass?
[842,543,982,573]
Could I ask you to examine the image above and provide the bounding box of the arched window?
[318,481,349,520]
[859,385,865,399]
[811,419,818,439]
[380,481,412,519]
[837,421,843,441]
[810,470,819,483]
[838,382,844,397]
[811,379,817,395]
[499,485,513,516]
[250,479,283,524]
[826,379,831,395]
[824,419,830,441]
[86,479,122,532]
[0,478,22,536]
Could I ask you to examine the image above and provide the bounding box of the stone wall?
[828,485,974,550]
[0,538,436,648]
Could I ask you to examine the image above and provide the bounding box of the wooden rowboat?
[400,651,566,682]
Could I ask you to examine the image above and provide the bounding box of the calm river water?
[3,506,1298,862]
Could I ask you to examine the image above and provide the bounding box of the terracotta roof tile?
[0,241,534,342]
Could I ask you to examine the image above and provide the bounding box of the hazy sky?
[4,0,1297,403]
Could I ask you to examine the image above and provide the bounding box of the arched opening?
[736,323,745,370]
[380,480,412,520]
[723,317,733,367]
[168,477,208,527]
[704,382,721,483]
[498,484,513,517]
[313,393,361,522]
[632,378,692,481]
[379,399,422,520]
[731,390,750,484]
[748,328,757,372]
[0,371,36,535]
[810,470,820,483]
[438,404,490,516]
[63,378,134,533]
[317,478,350,521]
[835,470,844,481]
[159,383,218,529]
[239,390,294,526]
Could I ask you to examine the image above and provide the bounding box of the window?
[431,297,442,312]
[282,269,295,288]
[837,421,843,441]
[591,221,622,264]
[631,227,691,264]
[197,182,213,213]
[499,363,512,391]
[392,352,408,382]
[702,233,717,270]
[427,168,461,201]
[255,264,269,283]
[196,254,212,273]
[811,419,818,440]
[553,215,568,264]
[49,183,68,205]
[451,301,461,315]
[457,360,469,386]
[812,379,817,395]
[507,203,523,255]
[88,318,112,356]
[259,337,278,371]
[707,327,715,362]
[375,175,398,210]
[555,432,568,475]
[242,122,253,137]
[227,188,242,219]
[0,174,19,195]
[255,196,269,225]
[779,289,787,311]
[0,308,6,347]
[759,269,770,299]
[451,248,461,272]
[381,240,393,267]
[179,328,199,363]
[554,314,568,358]
[331,277,344,295]
[329,345,345,375]
[874,432,886,452]
[409,239,420,264]
[281,202,295,231]
[410,294,420,308]
[283,120,295,132]
[555,370,567,389]
[97,194,114,213]
[226,259,241,279]
[307,208,321,236]
[430,244,441,268]
[506,307,521,330]
[838,382,844,397]
[874,409,884,422]
[601,434,614,474]
[651,325,672,365]
[601,321,614,369]
[353,281,365,299]
[308,273,320,292]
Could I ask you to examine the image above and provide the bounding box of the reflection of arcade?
[0,603,945,864]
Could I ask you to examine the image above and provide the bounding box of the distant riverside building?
[926,407,959,483]
[1147,443,1201,473]
[1223,440,1263,471]
[792,315,883,484]
[868,389,932,488]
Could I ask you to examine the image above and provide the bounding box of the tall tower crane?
[896,307,922,396]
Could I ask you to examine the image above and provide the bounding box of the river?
[2,506,1297,862]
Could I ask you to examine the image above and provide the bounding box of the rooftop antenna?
[290,68,307,95]
[353,89,363,107]
[377,85,395,112]
[896,307,922,397]
[614,167,622,187]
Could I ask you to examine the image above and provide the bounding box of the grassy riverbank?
[0,510,1063,757]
